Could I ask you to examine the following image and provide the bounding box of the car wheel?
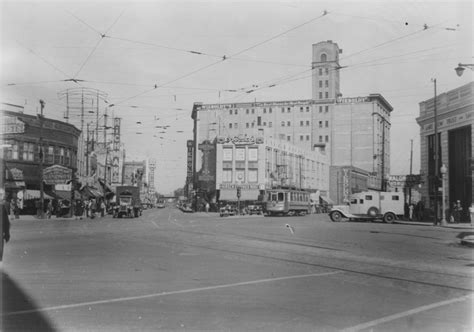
[383,212,396,223]
[367,207,379,217]
[330,211,343,222]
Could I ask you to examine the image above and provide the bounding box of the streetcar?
[264,188,311,216]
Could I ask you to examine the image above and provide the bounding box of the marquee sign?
[216,136,264,145]
[220,183,260,190]
[43,165,72,185]
[5,167,24,181]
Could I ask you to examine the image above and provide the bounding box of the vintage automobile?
[329,191,404,223]
[219,205,238,217]
[246,205,263,215]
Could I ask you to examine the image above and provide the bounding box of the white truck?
[329,191,404,223]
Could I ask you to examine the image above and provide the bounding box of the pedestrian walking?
[46,200,53,219]
[100,200,105,217]
[74,200,84,220]
[453,200,462,223]
[1,200,11,263]
[408,203,414,221]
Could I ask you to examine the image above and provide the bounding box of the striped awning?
[24,190,54,200]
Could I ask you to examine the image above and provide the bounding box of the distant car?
[156,201,165,208]
[181,205,193,213]
[246,205,263,215]
[220,206,237,217]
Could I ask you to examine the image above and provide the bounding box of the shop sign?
[336,96,369,104]
[216,135,264,145]
[2,116,25,134]
[6,167,24,180]
[342,168,351,203]
[43,165,72,185]
[219,183,260,190]
[55,183,71,191]
[187,140,193,178]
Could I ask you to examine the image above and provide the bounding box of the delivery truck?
[113,186,142,218]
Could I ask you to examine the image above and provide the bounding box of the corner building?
[417,82,473,221]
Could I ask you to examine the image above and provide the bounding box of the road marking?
[341,293,474,332]
[2,271,341,317]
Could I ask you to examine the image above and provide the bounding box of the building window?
[319,106,323,113]
[325,121,329,128]
[281,108,285,113]
[300,121,304,127]
[319,121,323,128]
[251,109,255,114]
[248,148,258,161]
[47,146,54,164]
[251,122,255,128]
[287,121,291,126]
[263,108,266,113]
[223,148,233,161]
[269,108,272,113]
[325,80,329,87]
[248,169,258,183]
[235,148,245,161]
[246,123,249,128]
[60,147,65,164]
[229,110,232,115]
[319,136,323,143]
[246,109,249,114]
[281,121,285,127]
[65,149,71,166]
[325,106,329,112]
[229,123,233,129]
[306,106,309,112]
[319,92,323,99]
[306,120,310,126]
[235,169,245,182]
[263,122,266,126]
[320,54,327,62]
[325,68,329,74]
[235,109,238,115]
[325,91,329,98]
[287,107,291,113]
[269,122,272,127]
[325,135,329,142]
[23,142,34,161]
[287,136,291,141]
[300,107,303,112]
[234,123,238,128]
[11,142,19,160]
[257,116,261,126]
[222,169,232,182]
[306,135,310,141]
[300,135,304,141]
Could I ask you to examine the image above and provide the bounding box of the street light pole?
[454,63,474,77]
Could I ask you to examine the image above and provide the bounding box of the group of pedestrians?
[73,198,107,220]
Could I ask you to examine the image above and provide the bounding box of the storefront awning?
[24,190,53,200]
[81,186,104,199]
[4,181,26,189]
[219,189,259,201]
[55,190,71,200]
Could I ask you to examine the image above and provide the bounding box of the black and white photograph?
[1,0,473,330]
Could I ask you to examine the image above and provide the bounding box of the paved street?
[2,207,473,331]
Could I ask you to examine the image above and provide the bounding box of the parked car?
[246,205,263,215]
[220,205,237,217]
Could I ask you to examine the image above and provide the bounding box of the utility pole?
[381,119,386,191]
[39,100,45,219]
[409,139,413,204]
[86,123,90,176]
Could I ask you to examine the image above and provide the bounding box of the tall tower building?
[311,41,342,100]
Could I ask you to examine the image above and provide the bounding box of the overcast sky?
[1,0,472,194]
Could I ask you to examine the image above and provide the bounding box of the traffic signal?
[237,187,241,198]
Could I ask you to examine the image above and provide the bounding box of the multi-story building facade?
[1,104,81,211]
[416,82,473,221]
[190,40,392,203]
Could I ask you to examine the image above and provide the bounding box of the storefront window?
[12,143,19,159]
[46,146,54,164]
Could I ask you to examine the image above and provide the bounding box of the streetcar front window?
[278,192,284,201]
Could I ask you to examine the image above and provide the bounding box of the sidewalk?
[11,214,109,222]
[395,219,474,229]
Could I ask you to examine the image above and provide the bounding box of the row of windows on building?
[222,169,258,183]
[317,67,330,75]
[3,140,76,167]
[226,105,331,116]
[228,119,330,130]
[278,134,329,143]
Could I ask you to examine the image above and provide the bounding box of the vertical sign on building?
[112,118,121,184]
[186,140,194,197]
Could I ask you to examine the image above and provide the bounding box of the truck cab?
[329,191,404,223]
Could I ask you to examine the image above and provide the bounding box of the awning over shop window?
[55,190,71,200]
[24,190,54,200]
[219,189,259,201]
[4,181,26,189]
[81,186,104,199]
